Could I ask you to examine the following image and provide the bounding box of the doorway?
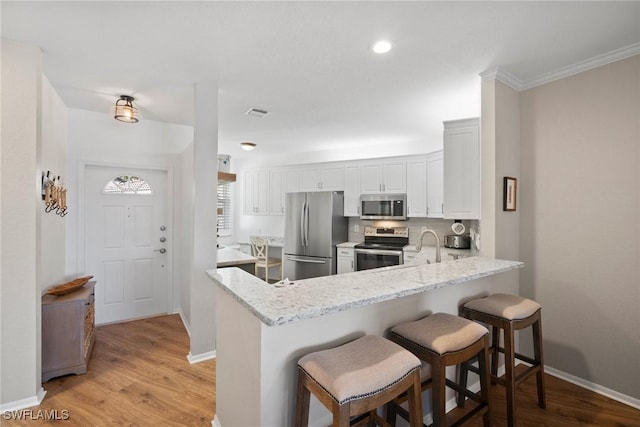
[84,165,170,324]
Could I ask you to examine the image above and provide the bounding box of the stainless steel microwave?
[360,194,407,220]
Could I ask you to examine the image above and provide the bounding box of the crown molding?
[480,68,524,91]
[481,42,640,92]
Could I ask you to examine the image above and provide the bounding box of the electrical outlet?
[354,224,359,233]
[421,226,428,233]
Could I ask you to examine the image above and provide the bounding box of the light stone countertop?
[336,241,361,248]
[207,256,523,327]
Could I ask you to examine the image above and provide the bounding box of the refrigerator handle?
[300,201,306,247]
[303,200,309,247]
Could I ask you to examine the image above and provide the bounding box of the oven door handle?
[355,248,403,257]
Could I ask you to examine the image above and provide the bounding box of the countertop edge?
[208,257,523,327]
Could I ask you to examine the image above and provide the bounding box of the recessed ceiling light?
[240,142,257,151]
[372,40,392,54]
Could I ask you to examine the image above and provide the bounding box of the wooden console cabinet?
[42,281,96,382]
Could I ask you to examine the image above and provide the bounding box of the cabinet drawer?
[403,252,417,263]
[337,249,354,257]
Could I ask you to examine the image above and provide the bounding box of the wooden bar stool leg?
[295,370,310,427]
[504,324,516,427]
[408,371,423,427]
[533,317,546,409]
[490,326,500,378]
[457,359,469,408]
[478,341,491,427]
[432,359,447,427]
[334,401,350,427]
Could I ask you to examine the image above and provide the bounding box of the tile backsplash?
[347,217,480,251]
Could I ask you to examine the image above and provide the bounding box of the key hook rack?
[42,171,69,217]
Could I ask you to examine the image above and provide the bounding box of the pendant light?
[113,95,139,123]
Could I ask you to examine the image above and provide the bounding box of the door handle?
[154,248,166,254]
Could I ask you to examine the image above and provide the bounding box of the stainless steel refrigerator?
[283,191,348,280]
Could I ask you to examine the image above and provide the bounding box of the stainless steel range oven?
[354,227,408,271]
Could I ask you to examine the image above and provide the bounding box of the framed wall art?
[503,176,517,211]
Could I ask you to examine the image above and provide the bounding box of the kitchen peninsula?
[207,256,523,427]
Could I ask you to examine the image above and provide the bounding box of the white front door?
[85,166,169,324]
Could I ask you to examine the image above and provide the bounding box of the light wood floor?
[3,314,215,426]
[449,364,640,426]
[4,314,639,426]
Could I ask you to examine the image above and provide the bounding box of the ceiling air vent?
[245,107,269,118]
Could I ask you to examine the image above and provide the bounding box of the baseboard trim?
[187,350,216,364]
[544,365,640,410]
[175,309,191,338]
[0,387,46,413]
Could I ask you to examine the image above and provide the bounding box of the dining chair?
[250,238,283,282]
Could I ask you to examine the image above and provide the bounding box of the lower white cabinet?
[337,247,355,274]
[402,247,418,264]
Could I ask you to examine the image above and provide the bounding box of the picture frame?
[503,177,517,211]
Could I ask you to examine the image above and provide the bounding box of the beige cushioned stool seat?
[298,335,420,405]
[391,313,488,355]
[464,293,541,320]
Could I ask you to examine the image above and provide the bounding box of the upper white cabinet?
[244,169,269,215]
[343,164,362,217]
[443,118,480,219]
[300,164,344,192]
[426,150,444,218]
[285,168,300,193]
[360,160,406,194]
[269,169,286,215]
[406,157,427,217]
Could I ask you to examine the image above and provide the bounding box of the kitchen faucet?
[416,229,441,263]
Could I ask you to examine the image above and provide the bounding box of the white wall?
[39,76,68,292]
[178,142,194,328]
[0,39,44,409]
[480,78,520,260]
[188,82,218,358]
[519,55,640,399]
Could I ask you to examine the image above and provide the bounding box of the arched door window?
[103,175,152,195]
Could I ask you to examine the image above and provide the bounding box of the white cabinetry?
[300,164,345,192]
[402,246,418,265]
[406,157,427,217]
[360,160,406,194]
[343,164,362,217]
[337,247,355,274]
[443,118,480,219]
[285,168,300,193]
[269,169,285,215]
[244,169,269,215]
[426,150,444,218]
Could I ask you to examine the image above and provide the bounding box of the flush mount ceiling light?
[113,95,139,123]
[372,40,393,54]
[240,142,257,151]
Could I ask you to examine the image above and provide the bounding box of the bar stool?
[459,294,545,427]
[295,335,423,427]
[387,313,491,427]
